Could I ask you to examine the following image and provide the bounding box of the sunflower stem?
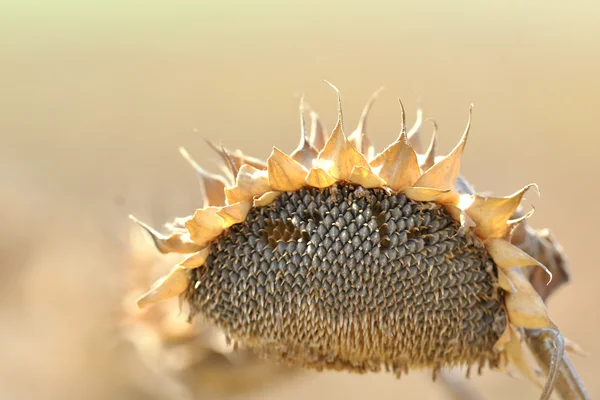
[525,328,590,400]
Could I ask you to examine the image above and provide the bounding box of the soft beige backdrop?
[1,1,599,399]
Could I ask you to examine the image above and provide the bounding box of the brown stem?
[526,329,590,400]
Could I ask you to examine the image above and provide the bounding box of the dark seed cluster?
[186,184,506,376]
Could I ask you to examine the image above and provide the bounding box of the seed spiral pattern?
[187,184,506,375]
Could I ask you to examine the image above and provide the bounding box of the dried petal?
[444,205,475,231]
[224,165,271,204]
[206,140,267,171]
[291,98,319,168]
[268,147,309,191]
[407,103,424,153]
[185,207,224,247]
[497,269,516,293]
[129,215,202,254]
[254,191,281,207]
[217,201,252,228]
[291,139,318,170]
[503,268,554,329]
[305,167,337,188]
[485,237,552,282]
[137,266,189,308]
[370,133,421,191]
[494,322,512,352]
[348,87,384,154]
[402,187,452,202]
[179,147,227,206]
[178,248,210,269]
[414,105,472,190]
[467,184,539,239]
[303,99,327,150]
[348,166,385,188]
[316,82,370,180]
[420,119,437,171]
[505,326,544,387]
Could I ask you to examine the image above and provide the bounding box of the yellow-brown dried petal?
[137,265,189,308]
[185,207,224,247]
[179,147,227,206]
[402,187,452,202]
[129,215,202,254]
[467,184,538,239]
[224,165,271,204]
[485,237,552,281]
[291,140,318,170]
[305,167,337,188]
[348,166,385,188]
[505,326,544,387]
[316,124,370,181]
[178,248,210,269]
[413,107,471,190]
[503,268,554,329]
[371,134,421,191]
[217,201,252,228]
[254,191,281,207]
[268,147,309,191]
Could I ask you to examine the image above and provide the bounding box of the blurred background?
[1,1,599,399]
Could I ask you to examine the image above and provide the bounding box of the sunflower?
[131,83,584,400]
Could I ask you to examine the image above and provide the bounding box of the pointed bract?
[224,165,271,204]
[218,201,252,228]
[348,87,384,155]
[420,119,437,171]
[231,150,268,170]
[402,187,452,202]
[485,237,552,282]
[507,207,536,241]
[129,215,202,254]
[206,141,267,172]
[137,266,189,308]
[179,147,227,206]
[268,147,308,191]
[206,141,240,177]
[503,268,554,329]
[371,133,421,191]
[291,139,318,169]
[315,81,369,180]
[348,166,385,188]
[254,191,281,207]
[185,207,224,247]
[309,111,327,149]
[467,184,538,239]
[178,248,210,269]
[303,99,328,150]
[347,130,373,158]
[316,125,370,180]
[414,105,472,191]
[505,326,544,387]
[407,104,424,153]
[305,168,337,188]
[444,205,476,231]
[497,269,516,293]
[291,98,319,168]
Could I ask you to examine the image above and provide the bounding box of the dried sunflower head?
[131,84,580,399]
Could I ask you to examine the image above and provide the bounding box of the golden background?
[1,1,598,399]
